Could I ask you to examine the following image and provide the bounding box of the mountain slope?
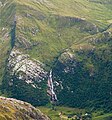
[0,96,50,120]
[0,0,112,111]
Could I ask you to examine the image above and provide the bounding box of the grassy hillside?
[0,0,112,113]
[15,0,112,65]
[0,96,50,120]
[93,113,112,120]
[38,106,86,120]
[38,106,112,120]
[1,0,112,65]
[0,0,12,83]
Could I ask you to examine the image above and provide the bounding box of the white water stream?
[47,70,57,102]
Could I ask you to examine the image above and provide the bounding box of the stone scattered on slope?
[0,96,50,120]
[7,48,48,88]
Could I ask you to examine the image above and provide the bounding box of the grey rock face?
[7,48,48,88]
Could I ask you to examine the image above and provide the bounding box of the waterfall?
[47,70,57,103]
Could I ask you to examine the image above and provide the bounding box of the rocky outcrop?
[0,96,50,120]
[49,15,99,34]
[1,48,49,106]
[7,48,47,88]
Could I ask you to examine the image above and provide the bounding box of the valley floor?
[37,106,112,120]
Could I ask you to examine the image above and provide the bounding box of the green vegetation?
[53,30,112,111]
[2,74,49,106]
[38,106,86,120]
[1,0,112,64]
[0,0,112,117]
[0,0,112,67]
[0,97,50,120]
[38,106,112,120]
[93,113,112,120]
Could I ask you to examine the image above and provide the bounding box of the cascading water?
[47,70,57,103]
